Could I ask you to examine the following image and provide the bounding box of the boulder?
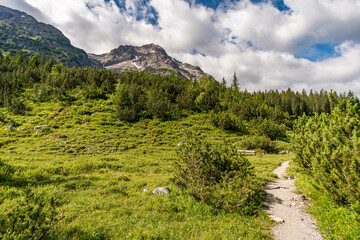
[152,187,170,195]
[278,150,289,154]
[6,126,14,131]
[34,125,47,130]
[270,215,284,223]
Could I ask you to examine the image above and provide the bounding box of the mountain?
[88,43,206,80]
[0,5,91,67]
[0,5,206,78]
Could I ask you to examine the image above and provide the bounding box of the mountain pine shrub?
[113,83,146,121]
[210,111,247,133]
[250,118,287,140]
[0,186,61,239]
[292,93,360,212]
[241,135,275,152]
[173,132,264,215]
[4,95,27,114]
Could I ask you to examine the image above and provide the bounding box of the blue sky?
[1,0,360,94]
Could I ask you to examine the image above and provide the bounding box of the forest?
[1,53,359,239]
[1,52,354,123]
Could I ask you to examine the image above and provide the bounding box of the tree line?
[1,53,357,135]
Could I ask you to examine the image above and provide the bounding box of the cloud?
[1,0,360,95]
[0,0,46,21]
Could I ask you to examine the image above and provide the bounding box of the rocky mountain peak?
[0,5,91,67]
[88,43,205,80]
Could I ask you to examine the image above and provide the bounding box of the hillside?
[0,55,290,239]
[1,55,359,239]
[0,5,91,67]
[0,54,300,239]
[89,43,206,80]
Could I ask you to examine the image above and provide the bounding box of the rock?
[278,150,289,154]
[270,215,285,223]
[238,150,256,156]
[34,125,47,130]
[9,151,17,154]
[6,126,14,131]
[152,187,170,195]
[177,141,185,147]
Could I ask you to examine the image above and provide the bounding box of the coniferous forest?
[1,53,360,239]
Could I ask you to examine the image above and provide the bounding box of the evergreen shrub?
[241,135,275,152]
[292,94,360,212]
[0,186,61,239]
[173,133,264,215]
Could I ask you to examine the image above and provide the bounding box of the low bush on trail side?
[173,132,265,215]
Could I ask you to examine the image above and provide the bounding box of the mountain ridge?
[0,5,91,67]
[0,5,207,79]
[88,43,206,80]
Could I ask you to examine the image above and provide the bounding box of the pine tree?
[221,77,226,86]
[231,72,239,91]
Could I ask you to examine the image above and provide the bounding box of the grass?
[288,164,360,240]
[1,99,290,239]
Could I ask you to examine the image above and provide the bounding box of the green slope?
[0,5,91,67]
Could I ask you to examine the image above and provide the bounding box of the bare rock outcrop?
[89,43,206,80]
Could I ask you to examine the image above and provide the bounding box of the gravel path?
[264,161,323,240]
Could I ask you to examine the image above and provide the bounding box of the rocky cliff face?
[0,5,91,67]
[89,44,205,80]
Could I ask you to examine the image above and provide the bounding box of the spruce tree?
[231,72,239,91]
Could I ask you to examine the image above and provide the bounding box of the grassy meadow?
[1,99,290,239]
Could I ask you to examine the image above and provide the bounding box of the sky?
[1,0,360,95]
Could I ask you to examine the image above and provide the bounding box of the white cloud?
[0,0,46,21]
[1,0,360,95]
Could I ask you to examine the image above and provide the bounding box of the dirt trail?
[265,161,323,240]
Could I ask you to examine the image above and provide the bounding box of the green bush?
[250,118,287,140]
[292,94,360,212]
[83,89,107,100]
[241,135,275,152]
[0,186,61,239]
[173,133,264,214]
[113,83,146,121]
[210,111,247,132]
[5,95,27,114]
[146,89,173,119]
